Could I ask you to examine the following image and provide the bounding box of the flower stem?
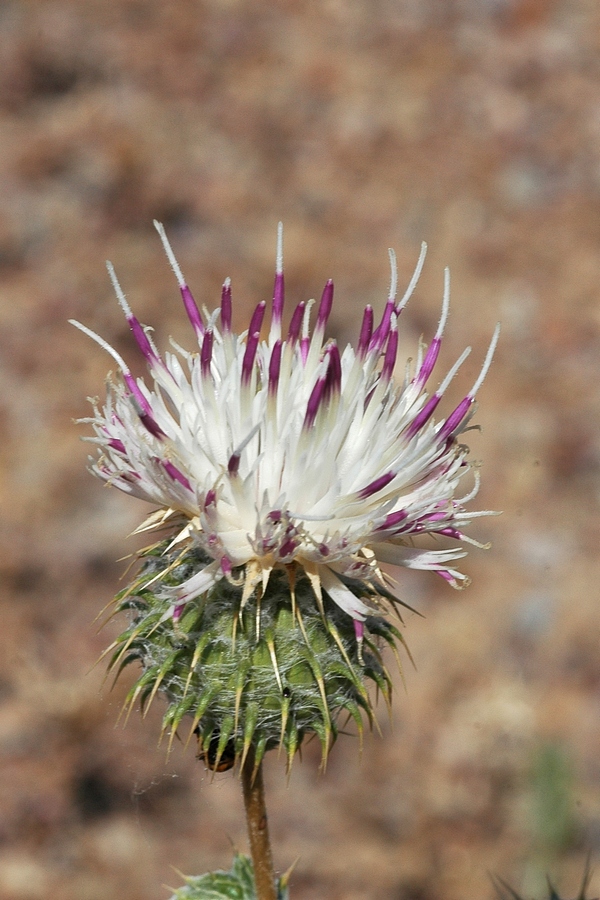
[241,748,277,900]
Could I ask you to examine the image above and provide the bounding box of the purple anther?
[221,281,232,332]
[129,316,158,364]
[357,306,373,358]
[316,280,334,331]
[123,378,166,437]
[260,537,275,555]
[324,344,342,399]
[180,285,204,335]
[173,602,185,622]
[241,332,259,385]
[124,373,152,415]
[287,301,305,344]
[303,376,326,430]
[364,384,376,410]
[268,340,282,396]
[438,395,473,442]
[376,509,407,531]
[437,570,454,584]
[300,336,310,365]
[267,509,282,523]
[121,470,141,482]
[358,470,395,499]
[248,301,266,338]
[272,271,285,327]
[204,489,217,508]
[421,511,447,523]
[279,538,297,557]
[368,300,394,354]
[108,438,126,454]
[318,543,330,557]
[201,329,213,377]
[228,453,240,476]
[353,619,365,641]
[435,527,463,540]
[162,460,192,491]
[416,336,441,387]
[221,556,232,577]
[405,393,441,439]
[382,328,398,381]
[140,412,166,439]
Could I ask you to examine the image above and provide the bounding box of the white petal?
[163,558,223,603]
[370,541,467,570]
[319,566,372,621]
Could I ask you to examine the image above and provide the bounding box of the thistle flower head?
[72,223,497,635]
[73,223,497,767]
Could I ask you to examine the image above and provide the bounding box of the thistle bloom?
[72,224,498,645]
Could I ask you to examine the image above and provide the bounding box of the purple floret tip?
[324,344,342,398]
[221,280,232,332]
[417,337,441,386]
[163,460,193,491]
[123,373,151,415]
[129,316,158,364]
[376,509,407,531]
[287,301,304,344]
[180,285,204,335]
[108,438,126,454]
[273,272,285,325]
[228,453,240,476]
[268,340,282,395]
[369,299,394,354]
[248,301,266,338]
[438,395,473,442]
[316,280,334,330]
[382,328,398,380]
[303,377,326,429]
[173,602,185,622]
[241,332,260,385]
[201,329,213,377]
[406,394,441,439]
[358,471,395,499]
[139,412,166,439]
[357,306,373,358]
[300,336,310,365]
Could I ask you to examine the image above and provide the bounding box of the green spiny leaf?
[168,852,290,899]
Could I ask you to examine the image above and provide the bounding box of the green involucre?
[107,541,406,769]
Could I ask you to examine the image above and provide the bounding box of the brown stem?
[241,749,277,900]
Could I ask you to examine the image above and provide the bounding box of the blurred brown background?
[1,1,600,898]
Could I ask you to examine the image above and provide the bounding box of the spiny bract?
[108,540,405,769]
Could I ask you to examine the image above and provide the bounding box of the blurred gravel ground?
[1,1,600,898]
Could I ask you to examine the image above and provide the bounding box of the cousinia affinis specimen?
[72,223,498,900]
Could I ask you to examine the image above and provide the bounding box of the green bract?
[492,867,597,900]
[106,540,408,770]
